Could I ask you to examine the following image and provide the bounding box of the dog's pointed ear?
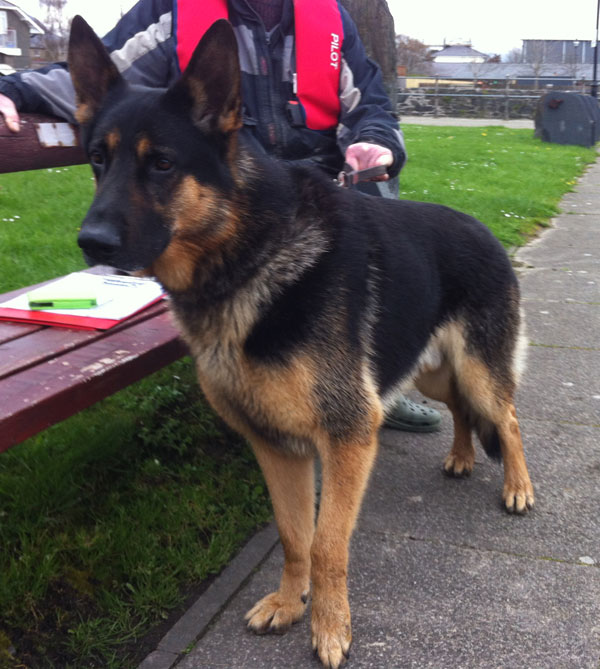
[68,15,123,124]
[165,19,242,135]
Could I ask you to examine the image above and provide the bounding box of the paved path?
[140,157,600,669]
[400,115,535,129]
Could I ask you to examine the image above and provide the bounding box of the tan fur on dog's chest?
[173,307,321,451]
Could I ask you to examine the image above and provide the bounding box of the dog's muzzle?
[78,221,123,266]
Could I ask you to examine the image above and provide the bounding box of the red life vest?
[175,0,343,130]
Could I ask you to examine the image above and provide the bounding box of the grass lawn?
[399,125,596,247]
[0,166,90,292]
[0,127,597,668]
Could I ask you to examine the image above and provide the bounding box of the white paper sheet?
[0,272,165,321]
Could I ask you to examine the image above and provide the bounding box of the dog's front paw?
[311,599,352,668]
[443,452,474,477]
[245,590,308,634]
[503,480,535,514]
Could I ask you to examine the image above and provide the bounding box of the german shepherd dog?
[69,16,534,668]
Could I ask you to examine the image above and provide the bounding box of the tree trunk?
[340,0,397,107]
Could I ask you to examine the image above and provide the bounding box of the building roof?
[433,45,489,60]
[430,62,595,81]
[0,0,44,34]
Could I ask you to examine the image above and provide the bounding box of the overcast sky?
[15,0,600,57]
[387,0,599,56]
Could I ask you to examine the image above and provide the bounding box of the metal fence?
[400,75,592,92]
[397,76,595,120]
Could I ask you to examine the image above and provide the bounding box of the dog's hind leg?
[310,425,380,669]
[245,440,315,634]
[415,325,534,513]
[495,403,534,514]
[415,363,475,477]
[443,400,476,477]
[452,354,534,514]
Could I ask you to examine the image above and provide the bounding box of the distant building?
[0,0,43,72]
[29,30,64,66]
[425,61,591,88]
[431,44,489,64]
[522,39,594,65]
[404,37,598,88]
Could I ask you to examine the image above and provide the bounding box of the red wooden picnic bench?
[0,115,188,453]
[0,275,188,453]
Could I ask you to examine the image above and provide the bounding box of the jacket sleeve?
[336,5,406,177]
[0,0,175,123]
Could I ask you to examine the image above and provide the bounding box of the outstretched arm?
[0,0,175,132]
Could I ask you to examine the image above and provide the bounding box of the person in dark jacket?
[0,0,441,432]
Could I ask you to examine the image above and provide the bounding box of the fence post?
[504,77,510,120]
[434,78,439,117]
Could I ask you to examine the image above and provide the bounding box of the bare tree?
[396,35,432,75]
[340,0,398,105]
[38,0,70,61]
[523,40,547,89]
[469,60,485,84]
[565,46,580,84]
[504,47,522,63]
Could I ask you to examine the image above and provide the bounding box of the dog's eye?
[154,158,173,172]
[90,151,105,166]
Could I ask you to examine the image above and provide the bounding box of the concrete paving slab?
[559,196,600,212]
[366,420,600,562]
[518,268,600,304]
[179,517,600,669]
[564,163,599,187]
[552,213,600,237]
[515,345,600,425]
[559,187,600,203]
[400,116,535,130]
[520,215,600,240]
[559,192,600,214]
[346,535,600,669]
[517,249,599,273]
[521,299,600,349]
[516,227,600,270]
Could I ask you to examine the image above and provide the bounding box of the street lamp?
[573,39,580,89]
[592,0,600,97]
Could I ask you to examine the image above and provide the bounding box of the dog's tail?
[450,333,527,463]
[473,415,502,461]
[454,392,502,461]
[451,298,526,463]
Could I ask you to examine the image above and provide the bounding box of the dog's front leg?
[310,431,379,668]
[245,440,315,633]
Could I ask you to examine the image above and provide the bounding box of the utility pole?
[592,0,600,97]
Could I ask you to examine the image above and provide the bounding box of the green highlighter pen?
[27,285,98,310]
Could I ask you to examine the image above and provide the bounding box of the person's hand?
[344,142,392,182]
[0,93,20,132]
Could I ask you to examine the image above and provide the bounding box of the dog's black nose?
[78,221,122,265]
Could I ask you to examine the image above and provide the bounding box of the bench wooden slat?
[0,310,188,452]
[0,301,169,380]
[0,321,43,344]
[0,113,86,174]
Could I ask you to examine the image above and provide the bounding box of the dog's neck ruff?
[175,0,343,130]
